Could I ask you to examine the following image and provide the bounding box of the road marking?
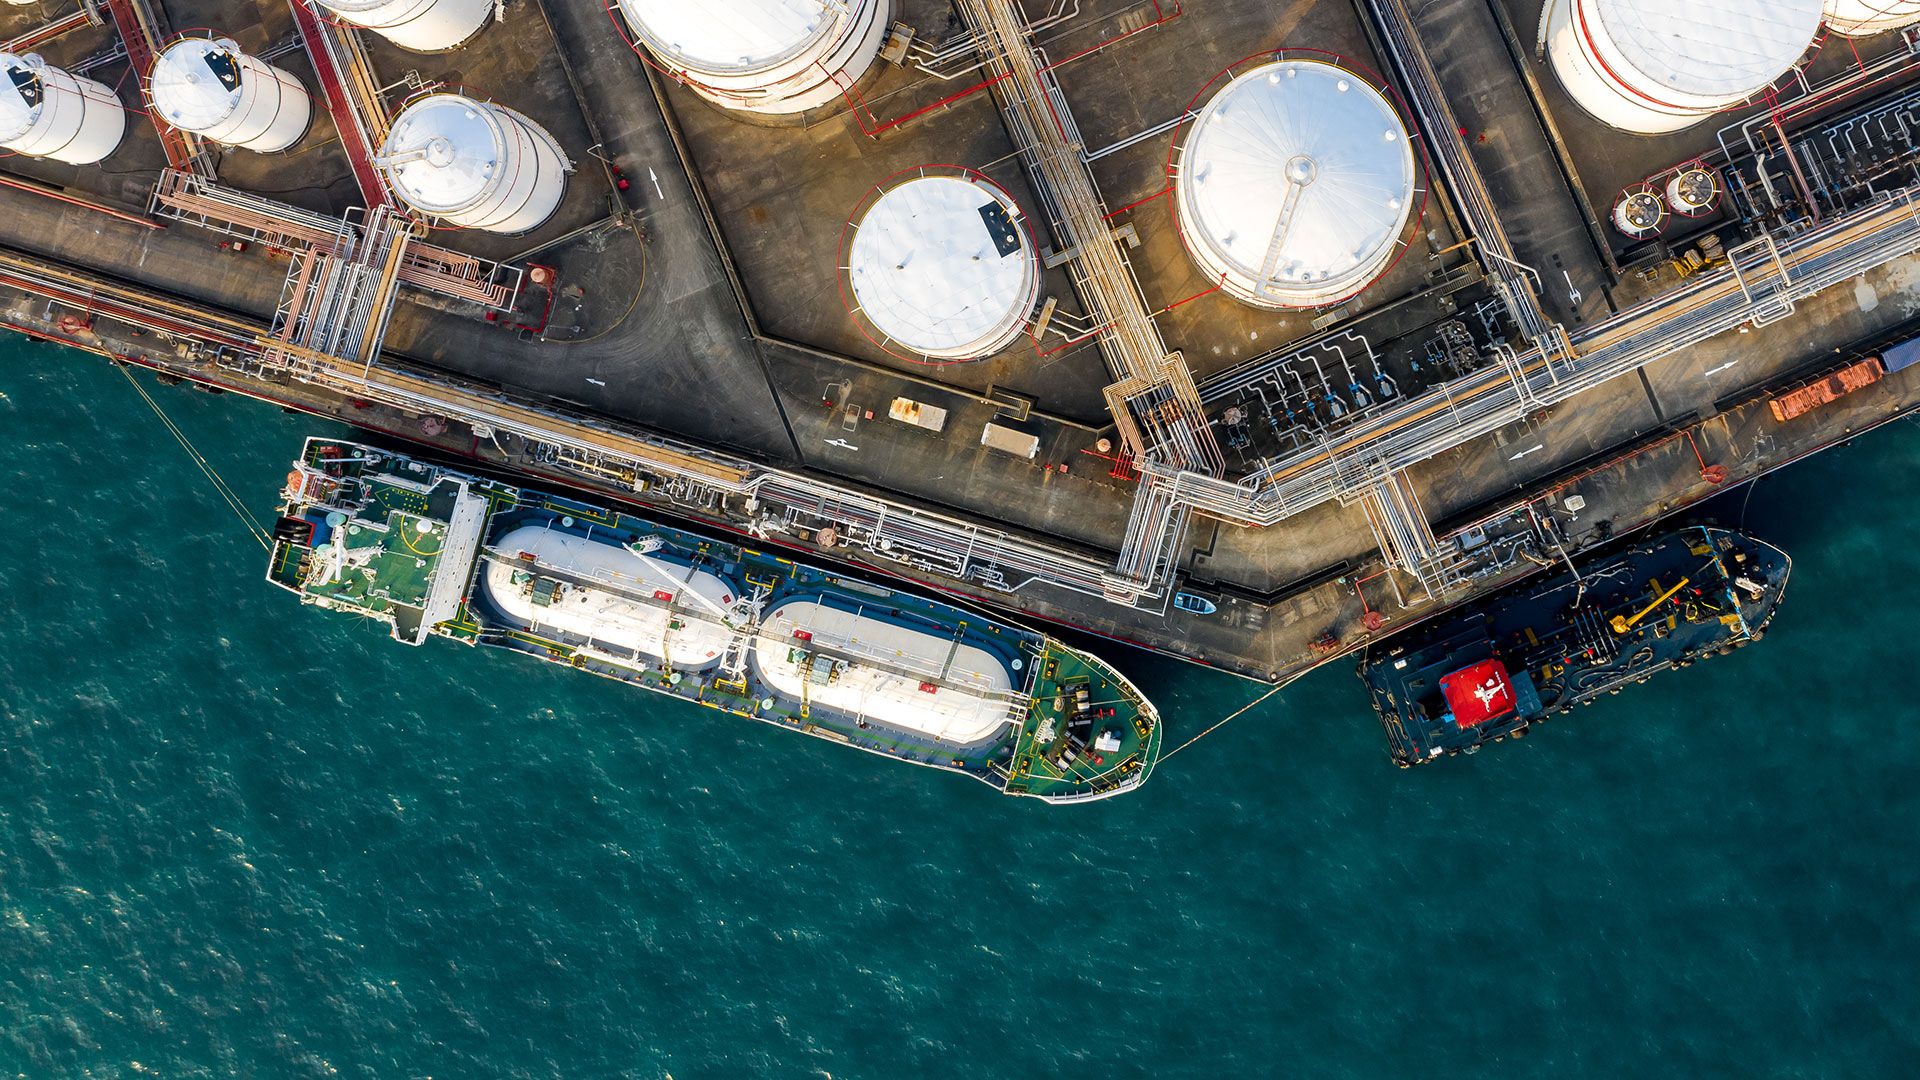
[1509,444,1544,461]
[1701,360,1740,377]
[648,168,664,200]
[824,438,859,452]
[586,377,607,386]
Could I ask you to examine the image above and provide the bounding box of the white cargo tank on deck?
[482,526,740,668]
[615,0,893,115]
[1547,0,1825,135]
[311,0,492,52]
[0,52,124,164]
[1173,59,1417,310]
[149,37,311,153]
[1823,0,1920,35]
[844,169,1040,361]
[378,92,571,234]
[753,599,1017,745]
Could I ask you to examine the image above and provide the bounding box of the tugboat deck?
[1361,525,1791,765]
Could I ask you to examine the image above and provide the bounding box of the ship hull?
[1359,525,1791,766]
[268,439,1162,802]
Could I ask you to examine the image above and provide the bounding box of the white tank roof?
[1589,0,1824,101]
[149,38,247,130]
[380,95,503,214]
[0,53,42,141]
[1175,60,1416,309]
[618,0,834,73]
[846,174,1037,359]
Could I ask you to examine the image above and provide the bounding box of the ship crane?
[626,536,751,627]
[1610,577,1689,634]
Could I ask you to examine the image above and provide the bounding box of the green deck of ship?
[1008,645,1160,801]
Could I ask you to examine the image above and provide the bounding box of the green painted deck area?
[1009,646,1160,801]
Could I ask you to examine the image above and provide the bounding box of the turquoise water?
[3,339,1917,1078]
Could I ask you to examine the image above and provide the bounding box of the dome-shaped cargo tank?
[1547,0,1825,135]
[752,598,1020,745]
[1172,59,1418,310]
[377,92,571,234]
[311,0,492,53]
[842,167,1041,362]
[1822,0,1920,35]
[150,36,311,152]
[615,0,893,115]
[0,52,125,164]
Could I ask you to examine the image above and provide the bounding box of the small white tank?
[615,0,893,115]
[843,168,1040,361]
[1613,189,1668,237]
[0,52,125,165]
[1173,59,1417,310]
[378,92,571,234]
[312,0,492,53]
[150,37,311,153]
[1548,0,1825,135]
[1823,0,1920,35]
[1665,167,1718,215]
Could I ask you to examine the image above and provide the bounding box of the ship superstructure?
[1360,525,1791,766]
[268,438,1161,803]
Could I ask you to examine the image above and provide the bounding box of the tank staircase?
[101,0,213,177]
[288,0,390,208]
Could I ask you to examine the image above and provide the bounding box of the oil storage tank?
[377,92,571,234]
[311,0,492,53]
[1172,59,1417,310]
[1823,0,1920,35]
[0,52,125,165]
[842,167,1040,362]
[150,37,311,153]
[614,0,892,115]
[1547,0,1825,135]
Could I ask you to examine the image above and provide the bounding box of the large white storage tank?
[615,0,893,115]
[1547,0,1825,135]
[0,52,125,165]
[1823,0,1920,35]
[1172,59,1417,310]
[149,37,311,153]
[311,0,492,53]
[378,92,571,234]
[842,167,1040,362]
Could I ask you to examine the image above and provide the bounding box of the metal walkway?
[950,0,1222,596]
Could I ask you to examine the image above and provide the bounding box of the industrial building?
[6,0,1920,687]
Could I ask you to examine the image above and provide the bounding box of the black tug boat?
[1360,525,1790,766]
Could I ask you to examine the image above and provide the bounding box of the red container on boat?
[1769,357,1884,422]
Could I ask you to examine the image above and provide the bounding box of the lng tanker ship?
[267,438,1161,802]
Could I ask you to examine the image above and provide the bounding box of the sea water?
[2,339,1916,1078]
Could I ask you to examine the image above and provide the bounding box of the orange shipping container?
[1769,357,1885,422]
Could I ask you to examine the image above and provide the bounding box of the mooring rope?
[1159,679,1291,762]
[118,365,272,551]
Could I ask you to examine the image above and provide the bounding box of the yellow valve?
[1611,577,1689,634]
